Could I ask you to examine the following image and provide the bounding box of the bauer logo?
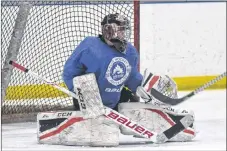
[106,57,131,86]
[106,111,154,138]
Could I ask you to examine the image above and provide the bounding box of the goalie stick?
[144,72,226,106]
[8,60,87,113]
[9,60,194,144]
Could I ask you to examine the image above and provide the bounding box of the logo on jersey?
[106,57,131,86]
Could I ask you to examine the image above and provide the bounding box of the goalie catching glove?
[141,70,178,103]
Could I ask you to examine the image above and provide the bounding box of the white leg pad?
[37,111,119,147]
[90,116,120,146]
[118,102,196,142]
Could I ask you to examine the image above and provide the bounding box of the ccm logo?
[107,111,154,138]
[163,107,175,112]
[57,112,72,117]
[42,114,49,118]
[77,88,86,109]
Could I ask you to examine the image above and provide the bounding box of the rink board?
[4,75,226,100]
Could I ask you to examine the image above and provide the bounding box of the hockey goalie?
[37,73,196,147]
[37,13,196,147]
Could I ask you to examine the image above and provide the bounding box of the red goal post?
[1,0,140,123]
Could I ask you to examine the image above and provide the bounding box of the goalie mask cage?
[1,1,140,123]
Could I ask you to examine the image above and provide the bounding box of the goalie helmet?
[101,13,131,53]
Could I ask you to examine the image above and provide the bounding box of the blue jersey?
[63,36,143,109]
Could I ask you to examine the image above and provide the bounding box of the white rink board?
[140,2,226,76]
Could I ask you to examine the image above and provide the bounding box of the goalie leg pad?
[37,111,119,147]
[90,115,120,147]
[118,102,196,142]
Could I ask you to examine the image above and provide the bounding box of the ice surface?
[2,90,226,150]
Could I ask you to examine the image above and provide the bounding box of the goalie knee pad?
[37,111,119,147]
[118,102,196,142]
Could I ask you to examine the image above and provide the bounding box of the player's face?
[116,26,126,41]
[115,24,130,41]
[102,23,130,42]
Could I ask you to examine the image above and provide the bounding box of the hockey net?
[1,1,140,123]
